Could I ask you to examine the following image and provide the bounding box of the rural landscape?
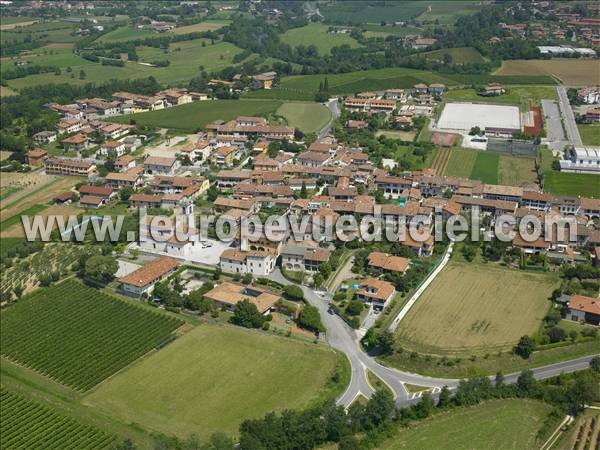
[0,1,599,449]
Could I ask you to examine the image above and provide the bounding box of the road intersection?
[267,268,599,408]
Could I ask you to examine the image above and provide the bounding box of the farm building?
[119,257,179,297]
[437,103,521,135]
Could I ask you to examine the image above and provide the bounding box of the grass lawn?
[111,99,283,132]
[444,85,558,109]
[495,59,600,86]
[379,399,553,450]
[578,123,600,146]
[422,47,485,64]
[394,262,559,356]
[275,102,332,133]
[172,19,231,34]
[544,171,600,198]
[497,153,538,186]
[470,152,499,184]
[281,23,362,55]
[84,324,343,440]
[320,1,427,23]
[416,1,483,25]
[96,25,157,43]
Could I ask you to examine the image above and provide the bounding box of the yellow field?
[375,130,417,141]
[395,262,559,356]
[495,59,600,86]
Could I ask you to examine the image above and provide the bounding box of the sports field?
[280,23,362,55]
[0,281,183,390]
[395,262,558,356]
[495,59,600,86]
[442,148,537,186]
[84,324,341,439]
[111,99,283,132]
[379,399,553,450]
[578,123,600,146]
[422,47,485,64]
[275,102,332,133]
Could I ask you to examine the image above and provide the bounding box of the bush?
[298,305,325,333]
[284,284,304,301]
[345,300,364,316]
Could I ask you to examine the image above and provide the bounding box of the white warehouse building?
[559,146,600,174]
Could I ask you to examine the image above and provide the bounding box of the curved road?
[267,269,599,407]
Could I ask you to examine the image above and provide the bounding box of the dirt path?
[327,253,355,293]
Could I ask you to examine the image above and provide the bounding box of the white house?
[118,257,179,296]
[143,156,181,175]
[559,146,600,173]
[219,248,276,276]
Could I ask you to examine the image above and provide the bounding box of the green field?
[275,102,332,133]
[281,23,361,55]
[252,68,557,101]
[84,324,342,440]
[1,21,81,45]
[416,1,483,25]
[320,1,427,23]
[0,387,116,450]
[442,149,537,186]
[0,203,48,232]
[5,38,246,89]
[379,399,553,450]
[444,85,558,109]
[362,24,423,38]
[578,123,600,146]
[0,280,183,390]
[470,152,499,184]
[96,25,158,43]
[111,99,283,132]
[395,262,558,356]
[544,171,600,198]
[422,47,485,64]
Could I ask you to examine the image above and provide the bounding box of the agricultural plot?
[394,262,558,356]
[362,24,423,38]
[379,399,553,450]
[111,99,283,132]
[0,280,183,391]
[256,68,556,101]
[95,25,157,43]
[442,149,537,186]
[280,23,362,55]
[84,324,341,440]
[172,19,231,34]
[320,1,427,23]
[275,102,332,133]
[416,1,483,25]
[562,410,599,450]
[0,388,115,450]
[1,20,81,45]
[495,59,600,86]
[578,123,600,146]
[422,47,485,64]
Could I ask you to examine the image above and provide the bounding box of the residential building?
[356,278,395,310]
[219,248,276,276]
[143,156,180,175]
[212,145,238,166]
[26,149,48,166]
[33,130,57,145]
[61,133,90,152]
[576,87,600,104]
[566,294,600,325]
[99,140,126,157]
[367,252,410,274]
[44,157,97,176]
[280,245,331,273]
[105,167,144,189]
[113,154,136,172]
[203,281,278,315]
[119,257,179,297]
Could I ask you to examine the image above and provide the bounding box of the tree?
[437,386,451,408]
[313,272,324,288]
[376,330,395,355]
[231,299,265,328]
[591,356,600,373]
[547,326,566,343]
[299,181,308,199]
[363,389,395,430]
[283,284,304,301]
[494,371,505,388]
[414,392,434,418]
[469,126,482,136]
[242,273,253,284]
[84,255,118,284]
[119,186,134,201]
[346,300,363,316]
[298,304,325,333]
[514,335,535,359]
[516,369,536,394]
[79,69,86,79]
[338,435,360,450]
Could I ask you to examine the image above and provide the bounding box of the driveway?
[556,86,582,146]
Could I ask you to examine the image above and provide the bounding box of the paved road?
[556,86,582,146]
[318,98,341,140]
[267,269,599,407]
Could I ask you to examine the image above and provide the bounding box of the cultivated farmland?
[394,262,558,356]
[495,59,600,86]
[84,324,342,440]
[281,23,362,55]
[0,388,115,450]
[422,47,485,64]
[379,399,553,450]
[111,99,283,132]
[442,149,538,186]
[0,280,183,390]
